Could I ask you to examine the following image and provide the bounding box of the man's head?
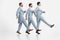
[37,2,41,6]
[29,3,33,8]
[19,2,23,7]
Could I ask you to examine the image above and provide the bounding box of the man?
[34,2,54,30]
[26,3,41,34]
[16,2,31,34]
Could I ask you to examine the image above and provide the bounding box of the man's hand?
[24,11,26,13]
[43,11,45,13]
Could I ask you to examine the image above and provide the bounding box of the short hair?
[19,2,22,6]
[37,2,40,5]
[29,3,32,6]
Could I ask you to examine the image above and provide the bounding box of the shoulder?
[35,7,39,11]
[17,7,20,11]
[35,7,39,10]
[27,8,30,12]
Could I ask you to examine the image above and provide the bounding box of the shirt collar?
[19,7,24,10]
[29,7,33,10]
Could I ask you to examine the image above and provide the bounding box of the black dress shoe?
[16,31,21,34]
[36,30,40,34]
[26,31,30,34]
[50,24,54,28]
[37,29,41,31]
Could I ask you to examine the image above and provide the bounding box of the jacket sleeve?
[25,10,28,19]
[40,9,45,13]
[34,10,37,17]
[16,8,19,18]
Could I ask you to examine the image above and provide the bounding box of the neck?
[29,7,33,10]
[29,7,32,8]
[19,6,22,8]
[37,6,40,8]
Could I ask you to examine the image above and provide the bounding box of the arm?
[34,10,37,17]
[24,11,26,13]
[16,8,19,19]
[25,11,28,20]
[40,9,45,13]
[42,11,45,13]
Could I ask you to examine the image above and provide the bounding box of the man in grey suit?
[34,2,54,32]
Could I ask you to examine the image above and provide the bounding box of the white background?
[0,0,60,40]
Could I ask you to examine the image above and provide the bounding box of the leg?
[35,19,41,34]
[28,21,31,30]
[37,19,41,29]
[31,20,40,34]
[28,21,33,31]
[22,20,28,31]
[41,17,54,28]
[40,17,51,26]
[17,23,22,34]
[23,20,31,34]
[31,20,37,30]
[37,19,41,31]
[17,23,22,32]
